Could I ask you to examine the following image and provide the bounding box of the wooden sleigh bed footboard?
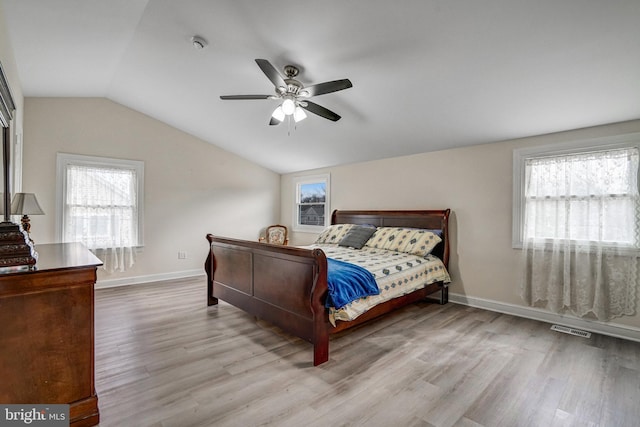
[205,209,451,366]
[205,238,332,364]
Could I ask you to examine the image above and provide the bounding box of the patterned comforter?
[310,244,451,324]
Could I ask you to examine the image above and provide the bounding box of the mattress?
[311,244,451,324]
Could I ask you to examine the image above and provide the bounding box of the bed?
[204,209,451,366]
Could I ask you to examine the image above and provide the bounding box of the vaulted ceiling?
[3,0,640,173]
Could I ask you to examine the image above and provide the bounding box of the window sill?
[292,226,325,234]
[521,239,639,255]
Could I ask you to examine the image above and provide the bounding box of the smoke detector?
[191,36,208,50]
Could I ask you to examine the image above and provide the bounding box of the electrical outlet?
[178,251,187,259]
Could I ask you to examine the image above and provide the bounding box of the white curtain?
[64,164,138,273]
[520,147,640,321]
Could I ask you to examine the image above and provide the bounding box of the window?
[293,174,330,232]
[524,149,638,245]
[513,133,640,248]
[56,153,144,250]
[515,134,640,321]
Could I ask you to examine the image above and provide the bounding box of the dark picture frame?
[0,61,37,268]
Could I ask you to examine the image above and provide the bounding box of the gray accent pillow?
[338,225,377,249]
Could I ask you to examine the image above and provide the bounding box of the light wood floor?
[94,278,640,427]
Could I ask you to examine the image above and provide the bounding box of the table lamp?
[11,193,44,242]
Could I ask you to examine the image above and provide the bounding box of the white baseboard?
[96,269,205,289]
[449,292,640,343]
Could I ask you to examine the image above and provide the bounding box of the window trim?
[512,132,640,249]
[292,173,330,233]
[55,153,145,247]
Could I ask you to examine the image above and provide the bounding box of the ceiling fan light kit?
[221,59,352,128]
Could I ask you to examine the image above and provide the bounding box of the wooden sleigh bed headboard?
[331,209,450,267]
[205,209,451,365]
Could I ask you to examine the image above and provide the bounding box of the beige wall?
[23,97,280,283]
[281,119,640,331]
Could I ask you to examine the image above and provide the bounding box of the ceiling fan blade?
[255,59,286,89]
[301,101,341,121]
[220,95,272,100]
[269,117,281,126]
[300,79,352,97]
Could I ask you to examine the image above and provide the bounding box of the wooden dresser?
[0,243,102,427]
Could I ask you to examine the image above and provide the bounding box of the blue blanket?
[326,258,380,308]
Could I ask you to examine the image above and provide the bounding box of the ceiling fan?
[220,59,352,126]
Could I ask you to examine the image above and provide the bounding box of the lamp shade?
[293,106,307,122]
[11,193,45,215]
[281,98,295,115]
[271,105,285,122]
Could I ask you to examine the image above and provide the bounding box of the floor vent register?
[550,324,591,338]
